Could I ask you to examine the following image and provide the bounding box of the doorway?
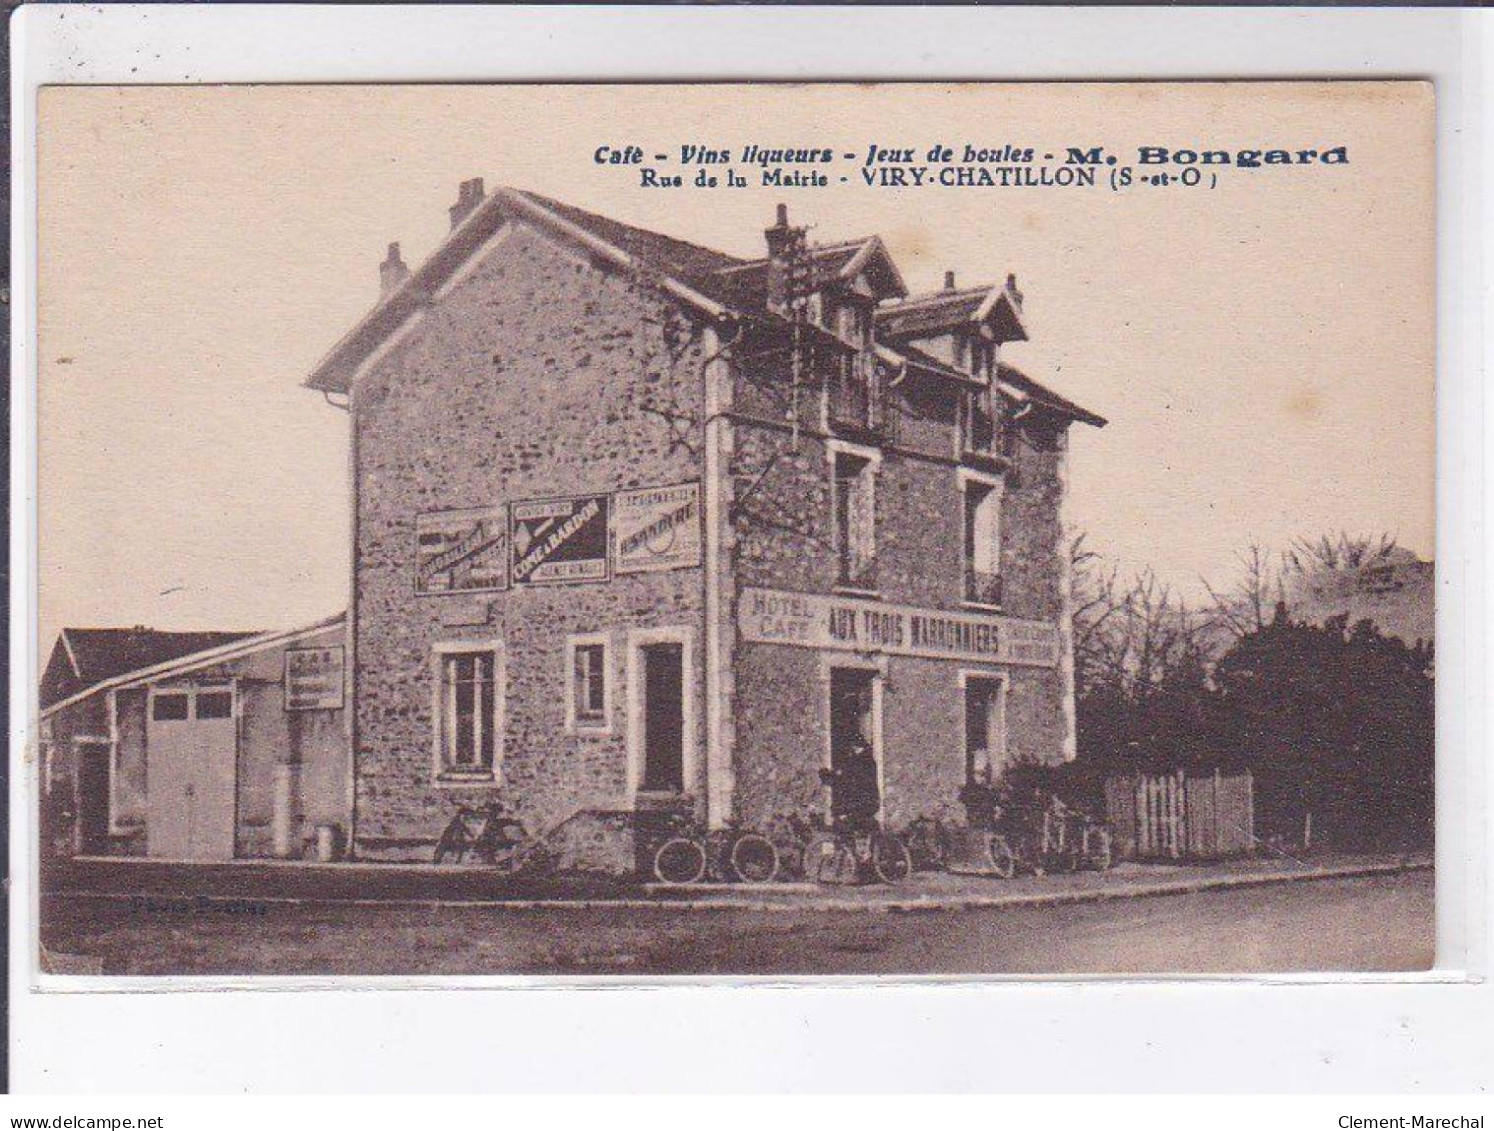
[827,667,881,828]
[146,683,238,860]
[75,741,111,855]
[640,643,685,793]
[963,675,1006,783]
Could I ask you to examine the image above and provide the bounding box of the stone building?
[306,183,1104,865]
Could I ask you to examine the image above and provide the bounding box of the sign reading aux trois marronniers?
[737,587,1061,668]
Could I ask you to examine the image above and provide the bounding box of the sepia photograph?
[31,81,1436,978]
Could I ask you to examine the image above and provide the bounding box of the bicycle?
[802,823,913,885]
[433,801,548,874]
[764,808,825,881]
[904,812,953,872]
[652,819,781,885]
[921,813,1017,879]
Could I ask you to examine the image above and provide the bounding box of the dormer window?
[961,384,1001,458]
[836,302,871,350]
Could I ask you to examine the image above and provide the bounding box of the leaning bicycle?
[802,824,912,885]
[652,819,781,885]
[433,801,550,874]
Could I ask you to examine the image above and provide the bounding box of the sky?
[36,83,1434,649]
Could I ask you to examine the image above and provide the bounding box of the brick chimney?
[379,243,409,298]
[448,177,486,230]
[944,270,957,291]
[764,203,793,258]
[764,203,809,314]
[1006,272,1024,307]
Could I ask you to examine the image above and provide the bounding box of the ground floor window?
[434,643,502,781]
[963,674,1007,782]
[567,633,611,733]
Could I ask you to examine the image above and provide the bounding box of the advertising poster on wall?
[414,506,510,595]
[614,482,702,574]
[510,494,611,585]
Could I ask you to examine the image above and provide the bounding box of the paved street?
[41,870,1432,976]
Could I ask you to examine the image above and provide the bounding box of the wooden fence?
[1104,769,1255,861]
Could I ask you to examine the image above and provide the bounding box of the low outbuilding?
[40,615,349,861]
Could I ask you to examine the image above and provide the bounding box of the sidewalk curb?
[50,857,1431,914]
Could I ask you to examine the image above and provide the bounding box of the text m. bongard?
[739,587,1059,668]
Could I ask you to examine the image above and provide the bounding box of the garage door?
[146,682,238,860]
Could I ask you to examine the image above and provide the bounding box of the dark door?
[964,677,1003,783]
[75,742,111,855]
[641,643,684,793]
[828,668,878,827]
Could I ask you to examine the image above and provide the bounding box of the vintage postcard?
[33,82,1434,978]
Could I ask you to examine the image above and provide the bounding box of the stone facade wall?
[724,347,1074,834]
[352,222,709,861]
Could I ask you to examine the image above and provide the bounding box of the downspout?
[1055,426,1078,763]
[324,385,358,858]
[702,318,742,829]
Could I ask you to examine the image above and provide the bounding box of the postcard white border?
[9,3,1490,1094]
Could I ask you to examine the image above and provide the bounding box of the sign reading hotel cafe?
[737,586,1060,668]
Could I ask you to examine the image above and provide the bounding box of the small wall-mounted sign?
[614,482,702,574]
[415,505,510,595]
[510,494,610,586]
[284,646,346,711]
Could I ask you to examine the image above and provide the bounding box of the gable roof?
[876,278,1028,343]
[706,236,908,311]
[42,628,260,710]
[41,614,345,716]
[306,187,742,394]
[303,186,1100,426]
[517,190,748,282]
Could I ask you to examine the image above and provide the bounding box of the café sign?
[737,586,1060,668]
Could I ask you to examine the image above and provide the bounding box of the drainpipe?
[702,319,740,828]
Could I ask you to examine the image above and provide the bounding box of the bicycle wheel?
[653,836,707,885]
[871,832,913,884]
[984,833,1017,879]
[1084,827,1113,871]
[802,832,850,884]
[729,833,780,884]
[433,818,470,864]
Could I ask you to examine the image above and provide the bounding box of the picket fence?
[1104,769,1255,861]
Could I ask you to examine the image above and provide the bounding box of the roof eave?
[40,614,347,721]
[997,364,1106,428]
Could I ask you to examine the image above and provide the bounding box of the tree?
[1202,543,1284,640]
[1212,607,1433,850]
[1069,539,1218,796]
